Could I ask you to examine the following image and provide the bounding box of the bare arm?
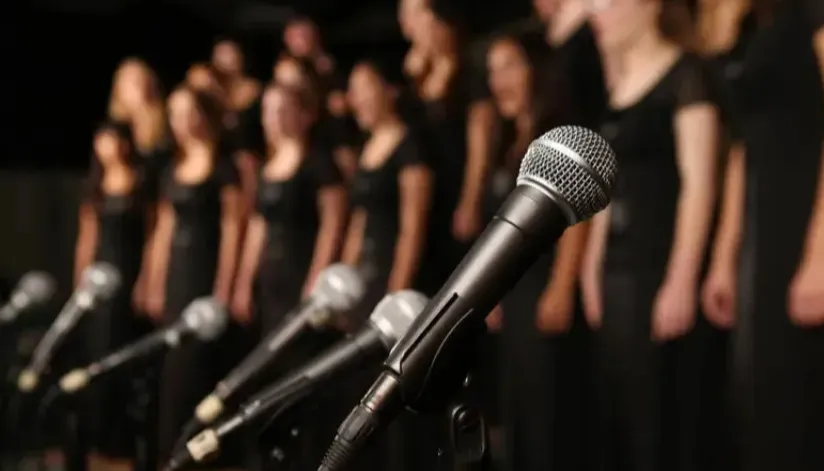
[214,187,243,304]
[710,144,745,267]
[333,147,358,182]
[547,222,591,293]
[234,214,267,292]
[73,203,98,286]
[341,210,366,266]
[306,185,348,288]
[460,100,495,212]
[666,104,720,283]
[800,28,824,260]
[147,201,175,295]
[388,165,433,291]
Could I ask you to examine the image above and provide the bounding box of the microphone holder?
[443,374,492,471]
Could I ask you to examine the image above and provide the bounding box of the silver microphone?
[0,271,57,325]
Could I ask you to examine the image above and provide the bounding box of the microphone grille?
[182,297,229,342]
[369,290,428,347]
[518,125,618,222]
[81,262,122,299]
[17,271,56,305]
[311,264,366,312]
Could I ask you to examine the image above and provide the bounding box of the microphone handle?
[216,302,316,399]
[219,327,385,438]
[29,301,86,375]
[89,325,179,378]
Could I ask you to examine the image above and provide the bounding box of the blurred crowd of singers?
[69,0,824,471]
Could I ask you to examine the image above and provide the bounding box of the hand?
[230,285,254,325]
[144,289,164,322]
[131,275,148,313]
[701,261,737,329]
[452,203,482,241]
[652,276,698,342]
[535,284,575,335]
[302,273,318,299]
[580,266,602,330]
[788,256,824,327]
[403,47,428,80]
[485,304,503,332]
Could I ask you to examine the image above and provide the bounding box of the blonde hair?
[107,58,167,153]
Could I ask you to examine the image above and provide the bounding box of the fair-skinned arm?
[702,144,745,328]
[454,100,495,240]
[787,26,824,325]
[73,203,98,287]
[304,185,348,295]
[388,165,433,291]
[341,210,366,266]
[231,214,266,323]
[653,103,719,341]
[536,222,591,334]
[580,207,610,329]
[214,187,243,306]
[145,201,175,318]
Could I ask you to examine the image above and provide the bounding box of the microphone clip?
[445,374,491,470]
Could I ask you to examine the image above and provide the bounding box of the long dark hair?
[488,35,573,170]
[85,120,139,203]
[658,0,697,50]
[170,86,225,152]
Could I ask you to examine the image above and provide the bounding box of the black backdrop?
[6,0,533,172]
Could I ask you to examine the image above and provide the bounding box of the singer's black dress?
[81,179,150,460]
[596,54,720,471]
[251,146,346,471]
[348,131,440,471]
[156,157,240,466]
[254,146,342,335]
[731,2,824,471]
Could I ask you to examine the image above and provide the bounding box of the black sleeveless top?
[600,54,717,274]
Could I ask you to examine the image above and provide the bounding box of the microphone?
[318,125,618,470]
[0,271,57,325]
[165,290,428,470]
[58,297,229,394]
[17,262,121,392]
[193,264,365,425]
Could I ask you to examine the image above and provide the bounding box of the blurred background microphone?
[16,262,121,392]
[0,271,56,326]
[193,263,365,425]
[58,296,229,394]
[165,290,428,470]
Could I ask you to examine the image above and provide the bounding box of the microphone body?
[59,297,228,393]
[319,126,618,471]
[59,324,181,393]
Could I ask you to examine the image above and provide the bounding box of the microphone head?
[81,262,122,300]
[369,290,428,349]
[518,125,618,223]
[181,297,229,342]
[311,264,366,313]
[14,271,56,308]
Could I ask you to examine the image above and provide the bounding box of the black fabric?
[156,156,244,467]
[602,54,716,275]
[594,272,725,471]
[731,2,824,470]
[80,179,154,459]
[254,144,342,334]
[595,53,725,471]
